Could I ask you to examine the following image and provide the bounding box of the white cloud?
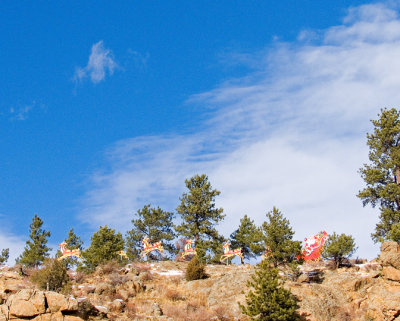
[0,230,26,265]
[78,2,400,259]
[9,105,33,121]
[74,41,117,84]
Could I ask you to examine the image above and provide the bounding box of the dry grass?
[134,263,151,273]
[165,287,186,301]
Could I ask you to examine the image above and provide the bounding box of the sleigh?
[301,231,328,261]
[181,240,196,259]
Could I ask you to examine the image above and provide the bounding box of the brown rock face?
[6,289,45,318]
[380,241,400,269]
[45,292,78,313]
[382,266,400,282]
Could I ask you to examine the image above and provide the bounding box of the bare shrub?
[97,261,120,275]
[126,302,137,318]
[214,305,234,321]
[351,258,367,264]
[135,263,151,273]
[109,273,129,286]
[139,271,153,281]
[170,275,183,285]
[187,306,214,321]
[73,271,86,283]
[165,288,185,301]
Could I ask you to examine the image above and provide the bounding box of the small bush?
[185,256,208,281]
[31,259,70,292]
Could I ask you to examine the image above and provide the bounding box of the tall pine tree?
[262,207,301,267]
[230,215,264,263]
[358,108,400,242]
[126,204,176,260]
[18,214,51,267]
[176,174,225,262]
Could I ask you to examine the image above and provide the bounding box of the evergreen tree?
[262,207,301,267]
[230,215,264,263]
[175,174,226,262]
[358,108,400,243]
[81,225,124,271]
[0,249,9,265]
[322,232,357,268]
[126,204,176,260]
[239,259,300,321]
[57,228,84,268]
[18,214,51,267]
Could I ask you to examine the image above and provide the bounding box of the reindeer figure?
[220,241,243,264]
[140,237,164,259]
[117,250,128,260]
[181,240,196,259]
[58,241,81,261]
[261,246,273,261]
[301,231,328,262]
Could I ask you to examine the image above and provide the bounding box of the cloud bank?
[74,41,117,84]
[79,2,400,259]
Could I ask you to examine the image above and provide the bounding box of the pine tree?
[0,249,9,265]
[175,174,226,262]
[57,228,84,268]
[322,232,357,268]
[81,225,124,271]
[262,207,301,267]
[358,108,400,243]
[18,214,51,267]
[239,259,300,321]
[230,215,264,263]
[126,204,176,260]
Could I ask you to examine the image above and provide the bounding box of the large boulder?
[6,289,46,318]
[382,266,400,282]
[45,291,78,313]
[379,241,400,269]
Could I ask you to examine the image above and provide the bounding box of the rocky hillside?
[0,242,400,321]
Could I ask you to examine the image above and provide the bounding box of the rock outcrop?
[380,241,400,269]
[0,289,86,321]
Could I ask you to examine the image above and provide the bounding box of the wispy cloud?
[79,2,400,259]
[74,41,117,84]
[8,101,43,121]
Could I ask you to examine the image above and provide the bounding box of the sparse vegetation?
[31,258,70,293]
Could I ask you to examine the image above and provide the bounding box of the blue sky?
[1,0,397,261]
